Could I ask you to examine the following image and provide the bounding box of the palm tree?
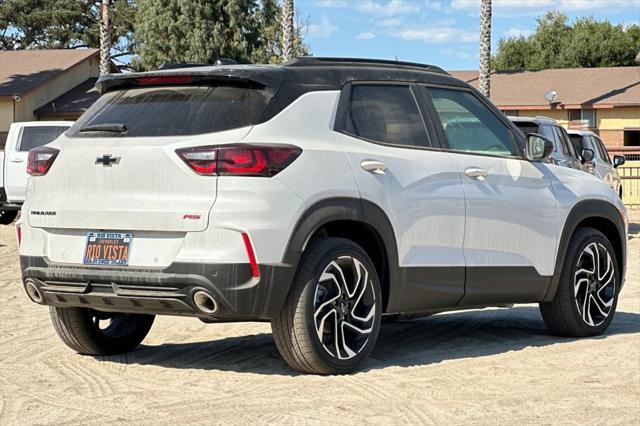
[281,0,294,61]
[99,0,111,75]
[479,0,492,98]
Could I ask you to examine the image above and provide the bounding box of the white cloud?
[396,27,479,43]
[379,18,402,27]
[317,0,349,8]
[357,0,420,16]
[357,31,377,39]
[307,17,338,38]
[504,26,534,38]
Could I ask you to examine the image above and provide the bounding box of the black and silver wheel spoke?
[574,242,615,327]
[313,256,376,360]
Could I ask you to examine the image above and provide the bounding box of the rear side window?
[513,122,539,137]
[427,88,518,157]
[68,84,270,138]
[569,134,584,152]
[19,126,69,151]
[345,85,428,148]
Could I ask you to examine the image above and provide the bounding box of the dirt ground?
[1,223,638,425]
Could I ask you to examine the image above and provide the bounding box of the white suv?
[17,58,628,374]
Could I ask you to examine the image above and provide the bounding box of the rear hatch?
[27,71,281,233]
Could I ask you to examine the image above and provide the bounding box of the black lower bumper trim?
[20,256,295,320]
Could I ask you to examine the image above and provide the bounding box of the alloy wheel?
[574,242,616,327]
[313,256,376,360]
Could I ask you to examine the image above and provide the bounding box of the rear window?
[68,84,270,137]
[19,126,69,151]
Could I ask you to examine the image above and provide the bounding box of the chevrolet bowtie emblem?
[95,154,121,166]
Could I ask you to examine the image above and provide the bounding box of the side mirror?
[581,148,595,163]
[613,155,625,168]
[525,133,554,161]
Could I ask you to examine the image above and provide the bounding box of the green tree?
[0,0,135,55]
[133,0,307,69]
[493,11,640,70]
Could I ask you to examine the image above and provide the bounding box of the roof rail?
[285,57,449,75]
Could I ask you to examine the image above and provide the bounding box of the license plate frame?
[83,231,132,266]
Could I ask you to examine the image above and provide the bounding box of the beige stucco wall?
[13,56,99,123]
[597,108,640,130]
[0,99,14,132]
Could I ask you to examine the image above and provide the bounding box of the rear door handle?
[10,157,24,163]
[360,160,387,175]
[465,167,488,181]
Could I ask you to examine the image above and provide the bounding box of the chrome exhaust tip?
[24,279,44,304]
[193,290,217,314]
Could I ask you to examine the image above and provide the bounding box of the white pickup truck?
[1,121,72,224]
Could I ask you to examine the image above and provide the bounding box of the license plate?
[83,232,132,266]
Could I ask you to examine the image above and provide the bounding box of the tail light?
[16,224,21,246]
[176,144,302,177]
[27,147,59,176]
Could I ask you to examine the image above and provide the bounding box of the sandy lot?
[1,223,638,425]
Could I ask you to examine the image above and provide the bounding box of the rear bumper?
[20,256,294,320]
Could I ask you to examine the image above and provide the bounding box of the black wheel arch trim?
[543,199,626,302]
[281,197,400,312]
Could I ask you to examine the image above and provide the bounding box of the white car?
[17,58,628,374]
[1,121,72,224]
[567,129,625,197]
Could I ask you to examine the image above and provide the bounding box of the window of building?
[568,109,596,128]
[501,110,519,117]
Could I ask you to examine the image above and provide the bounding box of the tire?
[540,227,619,337]
[0,210,18,225]
[271,237,382,375]
[50,307,154,356]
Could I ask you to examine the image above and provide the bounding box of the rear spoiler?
[96,66,285,95]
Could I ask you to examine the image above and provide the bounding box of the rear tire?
[0,210,18,225]
[271,238,382,375]
[50,307,154,355]
[539,227,619,337]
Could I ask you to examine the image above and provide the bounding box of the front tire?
[540,228,619,337]
[50,307,154,355]
[271,238,382,374]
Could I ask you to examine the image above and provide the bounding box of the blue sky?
[296,0,640,70]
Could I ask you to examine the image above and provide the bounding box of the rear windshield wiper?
[79,123,128,133]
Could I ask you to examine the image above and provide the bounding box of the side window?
[594,137,611,163]
[568,134,584,153]
[18,126,69,151]
[557,127,577,158]
[539,125,557,143]
[426,88,518,157]
[345,84,429,148]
